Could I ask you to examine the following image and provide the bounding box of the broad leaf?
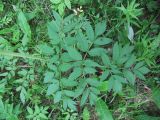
[47,83,59,95]
[81,89,90,106]
[65,36,76,46]
[17,10,31,46]
[84,67,96,74]
[125,55,136,68]
[98,81,109,91]
[100,70,110,81]
[152,88,160,109]
[54,91,62,103]
[86,78,100,87]
[20,87,27,104]
[27,107,33,114]
[83,107,90,120]
[76,31,89,52]
[68,67,82,81]
[101,53,111,66]
[66,46,82,61]
[44,72,54,83]
[89,48,106,56]
[47,24,61,44]
[108,76,123,93]
[95,99,113,120]
[95,21,106,37]
[59,63,73,72]
[58,3,65,15]
[112,42,120,63]
[84,59,101,67]
[134,62,145,69]
[64,90,75,97]
[67,99,77,111]
[133,70,145,80]
[84,22,94,41]
[61,79,78,87]
[94,37,112,45]
[89,92,97,105]
[63,99,68,110]
[90,87,100,95]
[123,70,135,85]
[52,10,62,24]
[138,66,150,74]
[50,0,61,4]
[17,10,31,36]
[61,53,73,62]
[64,0,71,9]
[47,20,59,33]
[74,79,87,98]
[37,44,54,55]
[0,1,4,12]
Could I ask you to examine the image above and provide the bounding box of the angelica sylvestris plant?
[38,11,150,111]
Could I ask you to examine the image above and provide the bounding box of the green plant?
[0,0,159,119]
[0,1,4,12]
[82,107,90,120]
[26,105,48,120]
[0,12,14,28]
[146,0,159,12]
[136,33,160,66]
[41,11,150,112]
[96,99,113,120]
[60,109,79,120]
[116,0,143,25]
[72,0,93,5]
[50,0,71,15]
[0,99,21,120]
[116,0,143,42]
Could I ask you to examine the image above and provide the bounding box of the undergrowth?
[0,0,160,120]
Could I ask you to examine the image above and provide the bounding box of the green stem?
[0,51,45,61]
